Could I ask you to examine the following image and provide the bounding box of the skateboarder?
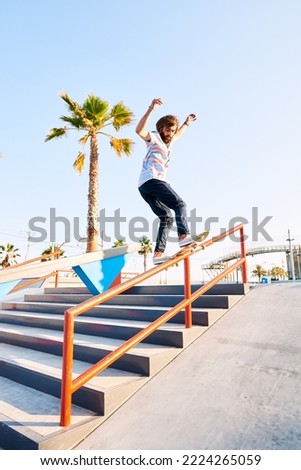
[136,98,197,264]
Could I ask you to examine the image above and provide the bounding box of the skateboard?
[167,231,210,266]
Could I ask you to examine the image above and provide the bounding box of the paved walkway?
[75,282,301,450]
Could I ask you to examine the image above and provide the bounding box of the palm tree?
[138,236,153,272]
[278,266,287,280]
[270,266,287,281]
[251,264,267,282]
[112,239,126,248]
[0,243,20,268]
[45,93,134,253]
[41,244,65,262]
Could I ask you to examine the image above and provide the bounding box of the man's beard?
[159,131,172,144]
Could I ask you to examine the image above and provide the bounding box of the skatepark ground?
[74,281,301,450]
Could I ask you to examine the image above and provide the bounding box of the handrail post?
[54,252,59,287]
[184,256,192,328]
[60,311,74,426]
[240,226,248,283]
[54,271,59,288]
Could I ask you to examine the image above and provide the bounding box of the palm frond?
[110,138,134,157]
[73,152,85,173]
[60,93,94,129]
[83,95,109,121]
[60,93,80,114]
[45,127,67,141]
[79,134,90,146]
[60,115,85,128]
[110,101,134,131]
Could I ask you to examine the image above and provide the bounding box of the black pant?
[139,179,189,252]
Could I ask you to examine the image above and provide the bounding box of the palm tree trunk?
[87,133,100,252]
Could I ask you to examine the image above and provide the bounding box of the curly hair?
[156,115,179,133]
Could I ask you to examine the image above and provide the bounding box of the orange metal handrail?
[4,250,62,269]
[60,224,248,426]
[3,251,63,290]
[11,272,59,292]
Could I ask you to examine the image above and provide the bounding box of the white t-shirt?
[138,131,171,187]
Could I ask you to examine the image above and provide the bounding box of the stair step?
[1,301,227,326]
[0,310,203,347]
[43,283,249,296]
[23,293,242,309]
[0,343,147,414]
[107,294,242,309]
[0,376,99,450]
[0,323,191,375]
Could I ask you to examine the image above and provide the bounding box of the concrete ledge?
[0,244,140,284]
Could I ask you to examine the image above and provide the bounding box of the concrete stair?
[0,282,249,449]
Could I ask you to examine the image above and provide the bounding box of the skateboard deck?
[168,231,210,264]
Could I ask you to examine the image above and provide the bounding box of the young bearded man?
[136,98,197,264]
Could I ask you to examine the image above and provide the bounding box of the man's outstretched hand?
[185,113,197,125]
[149,98,164,110]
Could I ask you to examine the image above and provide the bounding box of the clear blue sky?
[1,0,300,274]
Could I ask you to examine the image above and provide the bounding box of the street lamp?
[286,229,295,281]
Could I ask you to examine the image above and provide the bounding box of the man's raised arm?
[135,98,163,141]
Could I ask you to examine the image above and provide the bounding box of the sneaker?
[178,231,209,248]
[152,251,169,265]
[178,234,194,248]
